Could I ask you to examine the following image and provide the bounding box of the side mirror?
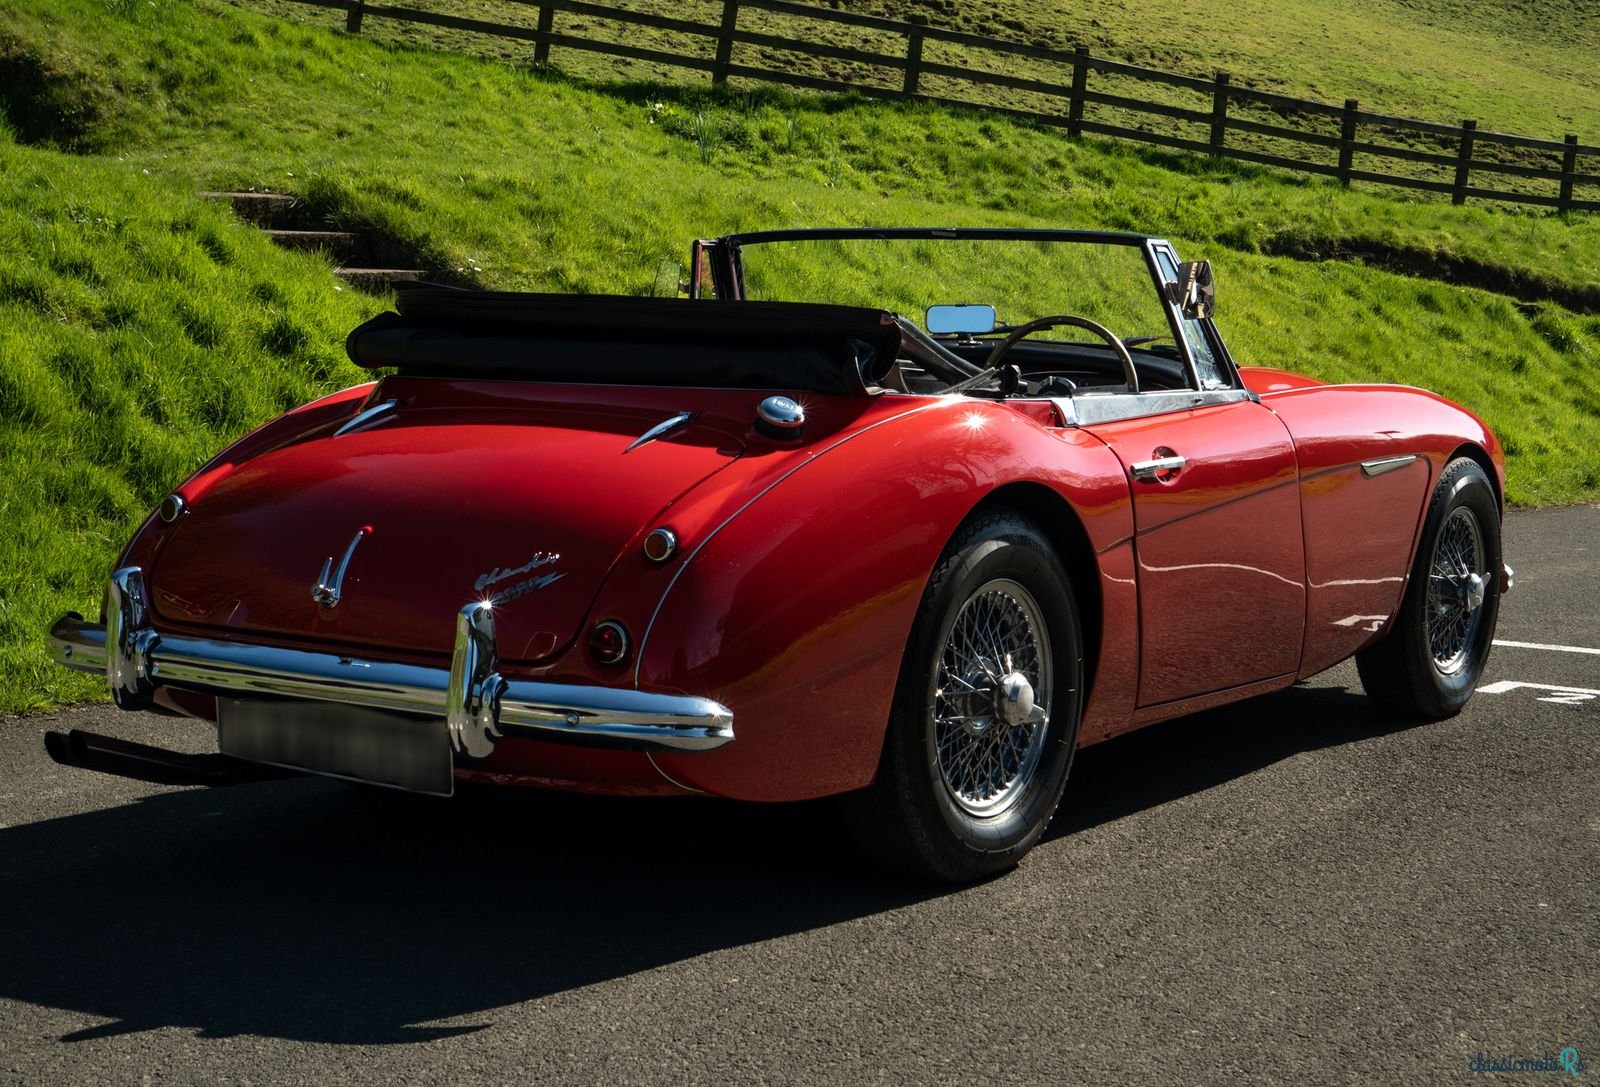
[1165,260,1215,320]
[926,304,996,335]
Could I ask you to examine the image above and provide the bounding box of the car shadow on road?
[1052,674,1410,838]
[0,676,1415,1045]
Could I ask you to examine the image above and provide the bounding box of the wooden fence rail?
[317,0,1600,212]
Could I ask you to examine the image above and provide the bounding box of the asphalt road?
[1,507,1595,1084]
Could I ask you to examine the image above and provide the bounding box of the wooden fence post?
[345,0,364,34]
[902,16,926,99]
[1558,134,1578,212]
[1209,72,1230,151]
[532,4,554,65]
[713,0,740,86]
[1337,99,1358,186]
[1452,119,1476,205]
[1067,47,1088,138]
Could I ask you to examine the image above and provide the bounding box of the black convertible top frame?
[344,283,910,396]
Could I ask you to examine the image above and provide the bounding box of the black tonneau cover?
[345,283,904,395]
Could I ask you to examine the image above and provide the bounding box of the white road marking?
[1477,680,1600,705]
[1493,640,1600,656]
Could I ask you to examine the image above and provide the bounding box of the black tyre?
[845,509,1084,882]
[1356,456,1502,719]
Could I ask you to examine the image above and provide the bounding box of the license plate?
[217,697,454,796]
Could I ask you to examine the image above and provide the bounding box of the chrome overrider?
[48,566,734,758]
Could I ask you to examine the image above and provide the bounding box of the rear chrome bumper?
[48,566,734,757]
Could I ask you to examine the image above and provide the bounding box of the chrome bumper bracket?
[49,566,734,758]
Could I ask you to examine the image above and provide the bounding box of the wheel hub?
[996,671,1035,727]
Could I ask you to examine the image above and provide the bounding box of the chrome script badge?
[475,551,564,606]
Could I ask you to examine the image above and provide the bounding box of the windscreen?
[736,237,1175,349]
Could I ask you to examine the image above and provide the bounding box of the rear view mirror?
[1166,261,1215,320]
[926,304,996,335]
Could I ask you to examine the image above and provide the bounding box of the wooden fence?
[299,0,1600,212]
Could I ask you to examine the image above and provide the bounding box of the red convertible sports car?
[46,228,1509,880]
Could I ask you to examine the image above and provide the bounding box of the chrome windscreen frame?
[48,566,734,759]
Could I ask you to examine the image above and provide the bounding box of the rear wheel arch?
[846,503,1086,879]
[966,483,1102,708]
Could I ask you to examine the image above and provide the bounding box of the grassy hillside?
[1,0,1598,712]
[0,141,381,710]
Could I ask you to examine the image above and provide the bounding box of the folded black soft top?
[344,283,906,395]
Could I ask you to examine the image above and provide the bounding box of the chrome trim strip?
[333,399,398,438]
[1047,397,1079,427]
[625,411,693,453]
[1360,454,1420,478]
[1072,388,1252,426]
[646,752,708,794]
[47,571,734,757]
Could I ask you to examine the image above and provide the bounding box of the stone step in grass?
[333,267,427,290]
[200,190,300,229]
[203,191,425,292]
[264,229,365,262]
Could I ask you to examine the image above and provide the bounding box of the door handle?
[1130,454,1185,482]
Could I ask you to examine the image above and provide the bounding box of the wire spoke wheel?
[845,509,1082,881]
[1356,457,1502,721]
[932,577,1052,818]
[1424,505,1486,674]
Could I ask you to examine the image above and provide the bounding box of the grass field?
[242,0,1600,145]
[236,0,1600,206]
[1,0,1598,712]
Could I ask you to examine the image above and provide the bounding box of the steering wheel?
[983,314,1139,394]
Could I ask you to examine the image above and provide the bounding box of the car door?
[1081,393,1305,707]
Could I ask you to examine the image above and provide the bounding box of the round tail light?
[588,620,631,666]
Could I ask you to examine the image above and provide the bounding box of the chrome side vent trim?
[334,399,399,438]
[625,411,693,454]
[1361,454,1420,478]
